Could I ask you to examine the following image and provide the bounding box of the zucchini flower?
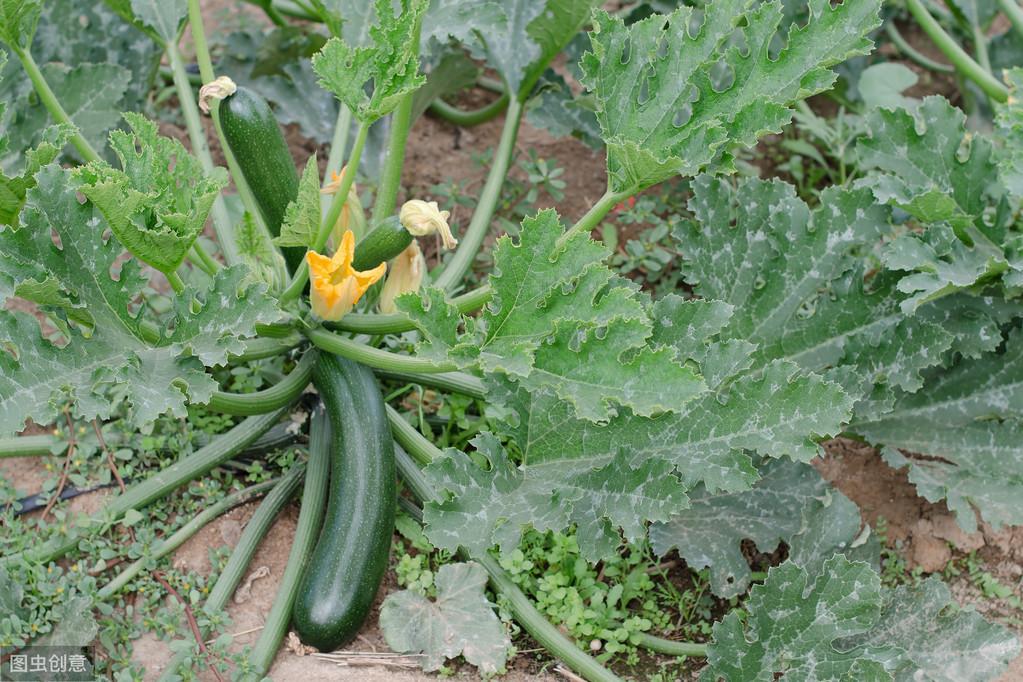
[321,166,365,247]
[379,242,426,314]
[307,229,386,320]
[399,199,457,250]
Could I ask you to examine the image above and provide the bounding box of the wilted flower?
[198,76,237,114]
[307,229,386,320]
[321,166,365,247]
[379,242,426,314]
[399,199,457,250]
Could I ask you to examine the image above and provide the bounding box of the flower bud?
[379,242,426,314]
[400,199,457,250]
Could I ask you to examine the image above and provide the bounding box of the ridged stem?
[429,94,509,127]
[328,284,492,334]
[306,328,456,373]
[208,350,315,415]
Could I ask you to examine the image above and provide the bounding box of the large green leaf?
[580,0,882,192]
[75,114,227,274]
[851,330,1023,532]
[127,0,184,44]
[996,68,1023,200]
[426,0,598,100]
[649,459,869,598]
[380,561,512,674]
[0,0,42,49]
[702,556,1018,681]
[0,166,280,434]
[312,0,428,123]
[402,210,705,422]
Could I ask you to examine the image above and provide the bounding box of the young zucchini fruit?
[352,215,413,271]
[219,86,304,271]
[291,354,396,651]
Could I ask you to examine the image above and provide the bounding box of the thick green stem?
[98,477,281,598]
[557,189,631,248]
[971,20,992,75]
[228,334,302,362]
[429,94,509,127]
[158,465,304,681]
[884,22,954,73]
[374,368,486,399]
[329,284,492,334]
[324,105,353,182]
[1001,0,1023,41]
[433,98,525,291]
[0,435,57,458]
[15,409,288,567]
[280,123,371,303]
[208,350,315,415]
[167,40,242,265]
[905,0,1008,102]
[11,46,101,163]
[246,410,330,676]
[392,449,621,682]
[189,243,220,275]
[387,405,441,466]
[166,270,186,294]
[633,632,707,658]
[306,328,456,373]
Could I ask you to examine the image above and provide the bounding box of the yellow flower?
[400,199,457,250]
[322,166,365,247]
[379,242,427,314]
[307,229,387,320]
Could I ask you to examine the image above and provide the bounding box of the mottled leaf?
[380,562,511,674]
[275,154,321,248]
[580,0,882,192]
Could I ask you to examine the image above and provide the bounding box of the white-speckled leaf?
[996,68,1023,199]
[380,562,511,674]
[650,459,868,597]
[0,166,280,434]
[580,0,882,192]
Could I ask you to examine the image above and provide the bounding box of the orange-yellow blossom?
[306,229,386,320]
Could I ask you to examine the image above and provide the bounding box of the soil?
[5,4,1023,682]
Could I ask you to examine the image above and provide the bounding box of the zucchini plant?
[2,0,1023,679]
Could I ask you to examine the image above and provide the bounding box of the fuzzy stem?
[306,328,457,373]
[884,21,954,73]
[905,0,1007,102]
[433,98,525,291]
[429,94,510,127]
[329,284,492,334]
[557,189,631,248]
[208,350,316,415]
[324,105,353,182]
[1000,0,1023,41]
[228,334,302,363]
[0,435,57,458]
[166,40,242,265]
[373,368,486,399]
[11,46,101,163]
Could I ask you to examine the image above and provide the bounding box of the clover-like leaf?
[312,0,428,122]
[75,113,227,275]
[380,562,511,674]
[0,166,280,434]
[580,0,882,192]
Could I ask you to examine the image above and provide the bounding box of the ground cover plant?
[3,0,1023,679]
